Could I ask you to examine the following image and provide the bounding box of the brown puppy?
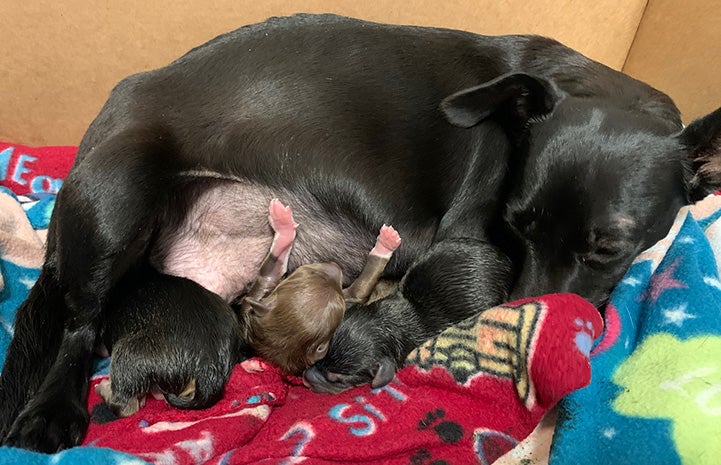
[239,199,401,374]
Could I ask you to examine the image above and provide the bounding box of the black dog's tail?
[0,268,66,440]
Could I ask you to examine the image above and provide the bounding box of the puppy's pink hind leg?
[343,225,402,303]
[239,199,299,313]
[267,199,298,275]
[371,225,402,259]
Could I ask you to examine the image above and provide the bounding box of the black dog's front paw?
[4,399,89,453]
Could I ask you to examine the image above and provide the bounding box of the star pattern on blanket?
[662,304,696,327]
[639,257,687,305]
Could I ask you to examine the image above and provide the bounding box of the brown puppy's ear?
[440,72,562,128]
[370,357,397,389]
[245,297,272,318]
[680,106,721,202]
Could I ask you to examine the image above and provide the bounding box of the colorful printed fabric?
[550,194,721,465]
[6,142,717,464]
[0,142,75,195]
[80,294,599,465]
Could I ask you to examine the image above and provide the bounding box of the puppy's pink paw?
[242,358,270,373]
[95,378,111,393]
[375,224,402,255]
[268,199,298,232]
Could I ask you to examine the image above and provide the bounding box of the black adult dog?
[1,13,720,452]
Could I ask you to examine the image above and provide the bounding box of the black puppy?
[1,14,720,451]
[96,266,245,418]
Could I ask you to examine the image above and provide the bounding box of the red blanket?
[84,294,602,465]
[0,142,75,195]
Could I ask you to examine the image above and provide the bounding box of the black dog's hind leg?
[2,128,185,452]
[0,268,66,440]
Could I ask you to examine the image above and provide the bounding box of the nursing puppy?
[96,267,244,418]
[239,199,402,375]
[2,14,721,451]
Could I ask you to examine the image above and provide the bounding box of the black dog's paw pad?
[417,408,463,444]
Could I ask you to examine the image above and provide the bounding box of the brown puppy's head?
[245,262,346,374]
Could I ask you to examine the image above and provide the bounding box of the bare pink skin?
[371,224,402,258]
[266,198,299,277]
[153,182,424,304]
[238,199,299,314]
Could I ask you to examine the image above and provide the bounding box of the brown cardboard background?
[1,0,647,145]
[623,0,721,123]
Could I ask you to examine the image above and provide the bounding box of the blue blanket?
[551,194,721,465]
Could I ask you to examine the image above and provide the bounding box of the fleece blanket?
[550,193,721,465]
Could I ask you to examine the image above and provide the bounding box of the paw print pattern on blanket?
[417,409,464,444]
[574,317,596,357]
[409,409,463,465]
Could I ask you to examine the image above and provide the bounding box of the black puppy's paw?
[303,356,398,394]
[4,399,89,453]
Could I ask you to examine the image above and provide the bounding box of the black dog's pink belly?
[151,179,379,302]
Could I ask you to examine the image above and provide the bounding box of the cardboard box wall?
[1,0,719,145]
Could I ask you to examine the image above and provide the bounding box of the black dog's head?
[443,73,721,306]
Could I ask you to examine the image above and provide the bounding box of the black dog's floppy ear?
[679,106,721,201]
[440,72,562,128]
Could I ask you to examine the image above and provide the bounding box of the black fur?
[1,14,720,450]
[100,267,245,415]
[304,240,512,393]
